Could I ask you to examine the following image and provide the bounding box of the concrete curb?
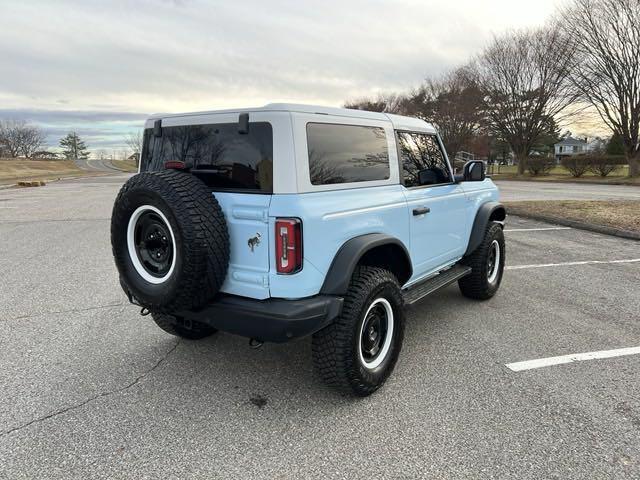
[508,210,640,241]
[492,176,639,187]
[0,172,116,190]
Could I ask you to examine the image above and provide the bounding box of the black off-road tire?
[111,170,229,313]
[151,313,217,340]
[458,222,505,300]
[312,266,405,397]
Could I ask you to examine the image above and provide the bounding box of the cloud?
[0,109,148,150]
[0,0,562,149]
[0,109,148,124]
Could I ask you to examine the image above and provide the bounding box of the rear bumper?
[177,294,344,343]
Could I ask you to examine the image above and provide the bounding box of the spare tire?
[111,170,229,313]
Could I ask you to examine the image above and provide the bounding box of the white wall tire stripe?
[487,239,501,284]
[127,205,177,284]
[358,298,394,369]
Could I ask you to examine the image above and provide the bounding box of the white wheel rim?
[358,298,395,369]
[127,205,177,284]
[487,239,501,283]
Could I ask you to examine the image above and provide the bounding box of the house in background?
[554,136,608,161]
[554,137,587,160]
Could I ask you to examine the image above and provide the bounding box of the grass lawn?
[505,200,640,234]
[489,165,640,185]
[0,158,97,185]
[110,159,138,172]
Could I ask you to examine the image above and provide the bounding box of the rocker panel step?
[402,265,472,305]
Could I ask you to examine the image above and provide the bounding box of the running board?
[402,265,472,306]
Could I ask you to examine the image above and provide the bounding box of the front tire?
[312,266,405,397]
[458,222,505,300]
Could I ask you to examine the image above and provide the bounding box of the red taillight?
[275,218,302,274]
[164,160,186,170]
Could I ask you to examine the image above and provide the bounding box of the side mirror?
[462,160,485,182]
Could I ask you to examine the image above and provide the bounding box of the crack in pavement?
[0,218,110,225]
[0,340,180,437]
[1,302,127,323]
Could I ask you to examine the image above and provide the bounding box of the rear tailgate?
[214,192,271,299]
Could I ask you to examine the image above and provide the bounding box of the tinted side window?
[306,123,390,185]
[140,122,273,192]
[396,132,452,187]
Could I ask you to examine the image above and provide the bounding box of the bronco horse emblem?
[248,233,261,252]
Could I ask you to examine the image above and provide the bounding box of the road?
[496,179,640,201]
[74,156,125,173]
[1,176,639,479]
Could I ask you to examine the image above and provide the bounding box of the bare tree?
[564,0,640,176]
[0,119,45,158]
[18,124,46,158]
[471,27,579,174]
[0,120,20,157]
[124,130,143,165]
[344,93,408,114]
[402,68,483,160]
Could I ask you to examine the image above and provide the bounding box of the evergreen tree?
[59,132,90,160]
[606,132,625,156]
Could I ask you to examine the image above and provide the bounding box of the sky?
[0,0,564,153]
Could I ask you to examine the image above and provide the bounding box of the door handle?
[413,207,430,216]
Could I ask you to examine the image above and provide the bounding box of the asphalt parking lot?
[1,176,639,479]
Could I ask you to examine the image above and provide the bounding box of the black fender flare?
[465,201,506,256]
[320,233,412,296]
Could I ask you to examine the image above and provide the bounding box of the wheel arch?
[320,234,412,295]
[464,201,506,256]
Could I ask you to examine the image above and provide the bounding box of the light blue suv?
[111,104,506,396]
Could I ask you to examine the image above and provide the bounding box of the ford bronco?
[111,104,506,396]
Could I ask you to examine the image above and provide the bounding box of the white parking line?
[505,227,571,232]
[506,258,640,270]
[506,346,640,372]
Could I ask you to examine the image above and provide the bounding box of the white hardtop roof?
[148,103,436,133]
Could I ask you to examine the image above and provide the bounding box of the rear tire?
[312,266,405,397]
[458,222,505,300]
[151,313,217,340]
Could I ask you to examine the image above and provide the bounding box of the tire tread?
[312,266,404,396]
[458,222,504,300]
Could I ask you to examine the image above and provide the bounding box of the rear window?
[140,122,273,192]
[306,123,390,185]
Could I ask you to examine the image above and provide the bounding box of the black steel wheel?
[131,208,175,281]
[359,298,393,369]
